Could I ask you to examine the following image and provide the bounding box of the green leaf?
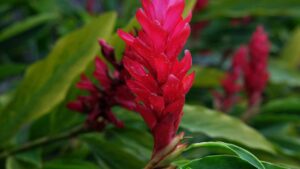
[176,156,287,169]
[103,128,153,161]
[183,0,197,17]
[178,155,256,169]
[14,150,42,169]
[6,156,39,169]
[44,159,99,169]
[262,124,300,159]
[195,0,300,20]
[192,66,224,88]
[28,0,68,14]
[185,142,265,169]
[262,162,288,169]
[0,12,117,143]
[261,97,300,115]
[0,64,27,81]
[81,133,146,169]
[181,105,276,154]
[0,91,13,111]
[269,61,300,87]
[279,27,300,70]
[0,13,58,43]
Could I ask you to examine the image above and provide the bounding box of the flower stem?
[0,125,90,159]
[144,133,185,169]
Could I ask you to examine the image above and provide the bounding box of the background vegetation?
[0,0,300,168]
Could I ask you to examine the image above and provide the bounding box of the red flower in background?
[214,46,247,112]
[214,26,270,114]
[118,0,194,158]
[86,0,95,15]
[244,26,270,106]
[67,40,135,130]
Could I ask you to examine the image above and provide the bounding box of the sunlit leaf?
[0,12,117,143]
[279,27,300,70]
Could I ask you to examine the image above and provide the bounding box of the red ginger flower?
[118,0,194,157]
[244,26,270,106]
[67,40,135,130]
[214,26,270,115]
[214,46,247,112]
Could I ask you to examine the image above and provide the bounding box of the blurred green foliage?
[0,0,300,169]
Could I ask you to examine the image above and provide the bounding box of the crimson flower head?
[214,46,247,112]
[214,26,270,116]
[118,0,194,157]
[244,26,270,106]
[67,40,135,130]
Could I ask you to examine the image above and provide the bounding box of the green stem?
[0,125,90,159]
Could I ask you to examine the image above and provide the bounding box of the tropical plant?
[0,0,300,169]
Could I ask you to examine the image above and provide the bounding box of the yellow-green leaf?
[279,27,300,70]
[0,12,117,143]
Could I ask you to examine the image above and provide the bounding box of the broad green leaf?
[178,155,256,169]
[182,105,276,154]
[195,0,300,20]
[0,13,58,43]
[185,142,265,169]
[0,12,117,143]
